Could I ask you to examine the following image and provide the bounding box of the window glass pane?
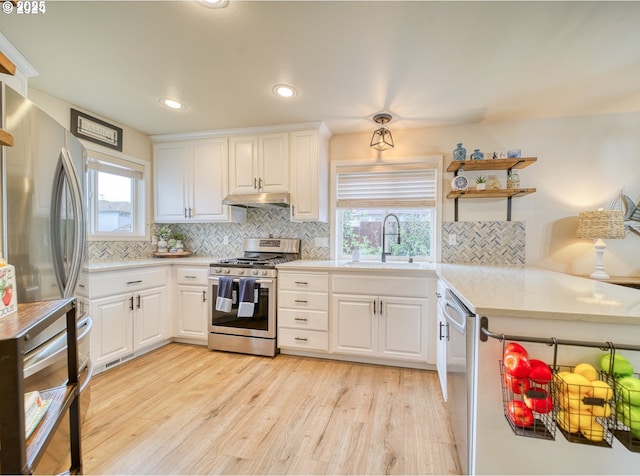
[339,208,433,260]
[96,171,133,232]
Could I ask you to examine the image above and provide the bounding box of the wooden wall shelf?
[447,157,537,173]
[447,188,536,199]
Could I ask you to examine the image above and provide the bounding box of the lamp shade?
[576,209,626,239]
[370,113,394,151]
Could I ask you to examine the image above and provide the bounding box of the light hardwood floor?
[81,343,461,475]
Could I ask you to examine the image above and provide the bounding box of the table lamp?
[576,209,625,279]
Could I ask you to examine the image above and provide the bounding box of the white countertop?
[437,264,640,325]
[84,256,215,272]
[276,259,436,275]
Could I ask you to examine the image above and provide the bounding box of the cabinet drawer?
[278,328,328,351]
[88,267,168,298]
[176,267,209,285]
[278,272,328,292]
[278,290,328,310]
[278,308,328,331]
[332,274,428,298]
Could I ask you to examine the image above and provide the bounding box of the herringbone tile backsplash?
[88,208,331,262]
[441,221,526,265]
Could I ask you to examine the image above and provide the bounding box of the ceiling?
[1,1,640,137]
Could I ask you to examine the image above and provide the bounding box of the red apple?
[504,342,528,358]
[529,359,553,385]
[506,400,534,427]
[524,387,553,414]
[504,372,531,395]
[504,351,531,378]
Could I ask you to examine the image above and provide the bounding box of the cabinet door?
[290,130,324,221]
[379,296,428,361]
[331,294,376,356]
[90,292,133,367]
[259,132,288,192]
[191,139,229,221]
[229,135,258,194]
[176,285,208,341]
[154,143,188,222]
[134,286,167,350]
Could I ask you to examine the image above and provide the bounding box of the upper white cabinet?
[229,132,289,194]
[154,138,245,223]
[289,128,330,222]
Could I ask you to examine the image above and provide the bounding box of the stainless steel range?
[208,238,301,357]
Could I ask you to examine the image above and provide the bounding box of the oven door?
[208,276,276,338]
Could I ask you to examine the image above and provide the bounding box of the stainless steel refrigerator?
[1,82,92,474]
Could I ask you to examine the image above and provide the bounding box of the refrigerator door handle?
[51,147,86,298]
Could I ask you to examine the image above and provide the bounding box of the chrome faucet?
[381,213,401,262]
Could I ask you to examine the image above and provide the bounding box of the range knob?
[251,269,259,276]
[214,267,222,273]
[223,268,230,274]
[238,269,245,275]
[261,270,268,276]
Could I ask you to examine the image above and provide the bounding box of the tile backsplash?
[441,221,526,265]
[88,208,331,263]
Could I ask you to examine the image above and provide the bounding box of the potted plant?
[475,176,487,191]
[156,226,171,252]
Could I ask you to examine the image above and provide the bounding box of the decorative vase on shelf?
[157,238,168,253]
[470,149,484,161]
[507,170,520,189]
[453,143,466,161]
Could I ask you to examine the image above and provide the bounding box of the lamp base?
[589,238,610,280]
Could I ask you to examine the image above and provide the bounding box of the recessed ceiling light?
[272,84,298,99]
[200,0,228,8]
[160,98,186,110]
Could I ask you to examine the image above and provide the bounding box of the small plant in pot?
[475,176,487,191]
[156,226,171,252]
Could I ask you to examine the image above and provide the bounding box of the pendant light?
[370,113,394,151]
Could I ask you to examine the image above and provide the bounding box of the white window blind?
[336,165,437,208]
[86,151,144,180]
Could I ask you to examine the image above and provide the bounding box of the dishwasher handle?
[443,289,472,334]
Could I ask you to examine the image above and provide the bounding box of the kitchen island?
[437,264,640,475]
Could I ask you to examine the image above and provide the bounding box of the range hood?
[222,192,291,209]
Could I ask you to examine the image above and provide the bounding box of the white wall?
[330,112,640,277]
[27,88,152,161]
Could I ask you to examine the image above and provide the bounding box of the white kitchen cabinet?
[277,271,329,352]
[174,266,209,344]
[229,132,288,194]
[332,294,428,361]
[85,267,170,371]
[154,138,245,223]
[289,127,330,222]
[331,274,434,364]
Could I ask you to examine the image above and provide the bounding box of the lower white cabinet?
[175,266,209,343]
[85,267,169,371]
[332,294,428,361]
[331,274,434,364]
[277,271,329,351]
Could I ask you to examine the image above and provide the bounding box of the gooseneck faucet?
[381,213,401,262]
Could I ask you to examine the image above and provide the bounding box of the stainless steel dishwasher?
[443,288,477,476]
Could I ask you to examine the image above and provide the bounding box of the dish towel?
[216,276,233,313]
[237,277,256,318]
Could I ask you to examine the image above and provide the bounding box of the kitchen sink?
[343,261,432,270]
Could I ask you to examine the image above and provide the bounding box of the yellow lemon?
[590,380,613,401]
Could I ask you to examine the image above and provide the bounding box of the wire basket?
[554,365,614,448]
[609,371,640,452]
[499,360,556,440]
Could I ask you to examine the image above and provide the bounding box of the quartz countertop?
[276,259,436,275]
[436,264,640,325]
[84,256,216,272]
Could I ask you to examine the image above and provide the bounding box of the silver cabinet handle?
[258,177,263,189]
[294,337,308,342]
[254,177,258,189]
[373,300,376,315]
[202,290,207,302]
[127,280,143,285]
[294,317,308,321]
[185,207,188,219]
[129,296,134,311]
[294,281,309,285]
[294,300,308,304]
[136,294,141,309]
[189,207,193,218]
[380,300,383,315]
[185,275,197,279]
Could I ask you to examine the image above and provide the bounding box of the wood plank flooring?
[81,343,461,475]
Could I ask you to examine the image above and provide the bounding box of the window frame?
[85,145,150,242]
[330,156,442,263]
